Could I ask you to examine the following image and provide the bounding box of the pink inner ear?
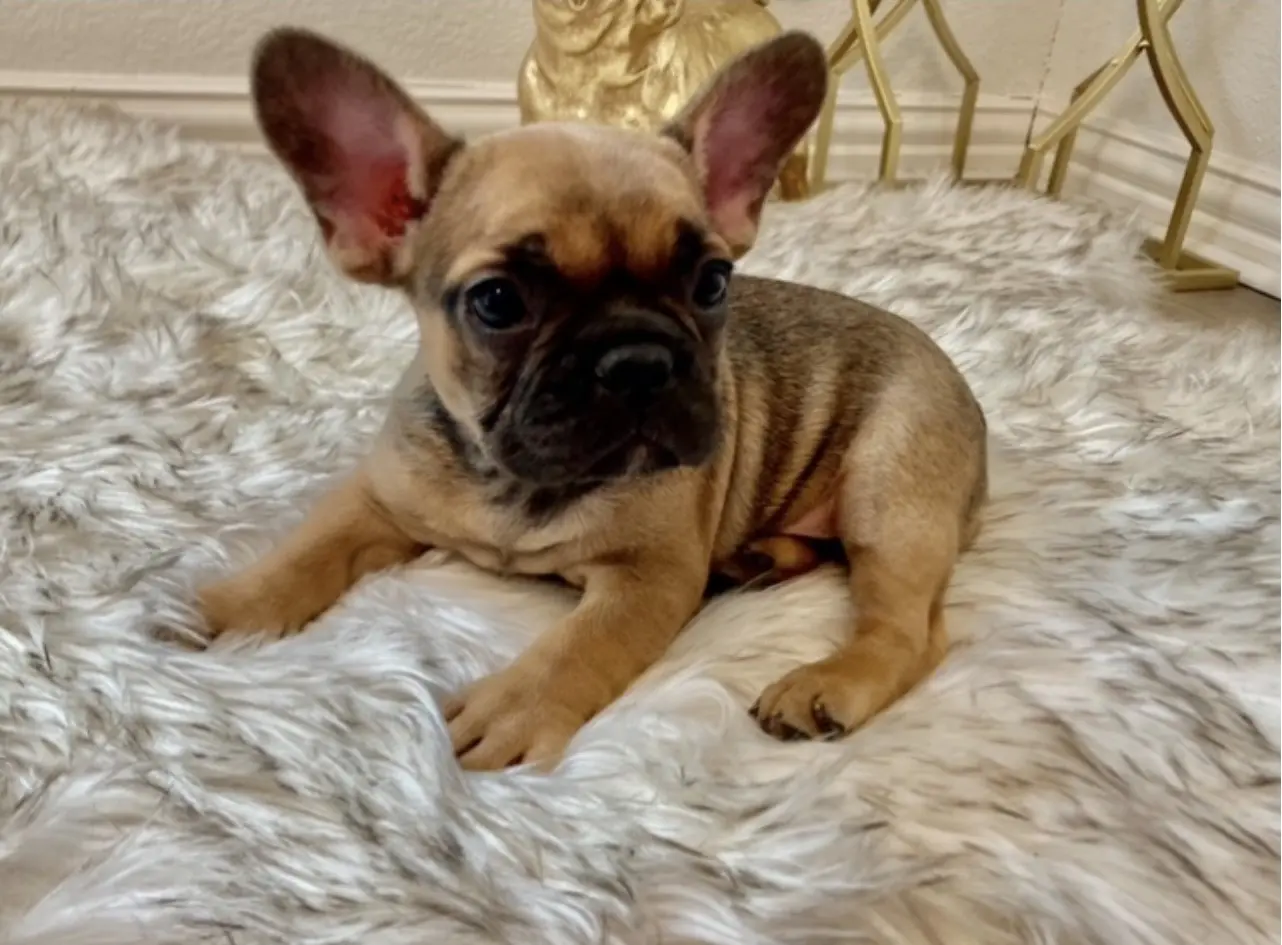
[355,156,426,238]
[696,93,783,247]
[701,103,764,207]
[311,89,425,239]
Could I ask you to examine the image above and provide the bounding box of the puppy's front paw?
[750,657,880,742]
[444,664,592,772]
[193,577,310,646]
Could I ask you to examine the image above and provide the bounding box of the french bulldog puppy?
[196,27,988,770]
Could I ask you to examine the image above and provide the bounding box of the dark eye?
[692,261,732,310]
[464,277,526,329]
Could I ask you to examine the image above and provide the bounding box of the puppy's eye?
[464,277,527,329]
[692,260,732,311]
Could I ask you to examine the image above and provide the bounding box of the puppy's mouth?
[619,431,683,475]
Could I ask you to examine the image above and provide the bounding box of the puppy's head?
[251,28,826,488]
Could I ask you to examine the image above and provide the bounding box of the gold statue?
[518,0,810,200]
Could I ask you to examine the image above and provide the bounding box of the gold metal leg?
[920,0,979,179]
[776,152,811,201]
[808,8,880,192]
[1015,45,1145,188]
[830,0,915,74]
[1046,64,1107,196]
[1139,0,1212,138]
[1018,0,1236,291]
[809,74,841,192]
[807,10,866,193]
[1137,0,1221,284]
[809,0,977,192]
[803,2,896,194]
[852,0,902,183]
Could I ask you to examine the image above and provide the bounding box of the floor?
[1156,285,1279,330]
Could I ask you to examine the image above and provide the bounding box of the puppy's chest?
[439,509,594,579]
[370,451,611,582]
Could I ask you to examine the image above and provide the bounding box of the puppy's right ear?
[251,28,461,285]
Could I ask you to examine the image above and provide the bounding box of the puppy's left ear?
[663,32,828,256]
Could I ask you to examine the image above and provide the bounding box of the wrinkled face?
[249,26,827,488]
[413,125,729,485]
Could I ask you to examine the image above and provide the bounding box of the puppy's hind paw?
[751,657,880,742]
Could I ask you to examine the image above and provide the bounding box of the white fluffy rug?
[0,99,1278,945]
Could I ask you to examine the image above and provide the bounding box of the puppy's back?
[726,274,981,422]
[719,275,986,550]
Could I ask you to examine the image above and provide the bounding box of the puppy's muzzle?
[491,308,718,487]
[595,342,675,399]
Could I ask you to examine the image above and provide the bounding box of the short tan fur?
[196,27,987,769]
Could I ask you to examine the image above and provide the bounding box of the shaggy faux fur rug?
[0,99,1277,945]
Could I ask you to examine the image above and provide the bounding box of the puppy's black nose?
[595,342,674,396]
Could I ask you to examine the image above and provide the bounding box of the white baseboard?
[0,72,521,149]
[1,71,1276,296]
[1037,113,1280,298]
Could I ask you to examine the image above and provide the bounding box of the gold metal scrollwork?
[808,0,979,191]
[1016,0,1237,292]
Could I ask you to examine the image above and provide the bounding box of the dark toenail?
[748,699,761,719]
[812,700,846,737]
[778,721,809,741]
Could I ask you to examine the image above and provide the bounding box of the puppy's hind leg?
[752,386,983,740]
[711,535,835,592]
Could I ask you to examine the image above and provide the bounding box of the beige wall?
[3,0,1276,171]
[0,0,1060,96]
[1040,0,1280,173]
[2,0,534,83]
